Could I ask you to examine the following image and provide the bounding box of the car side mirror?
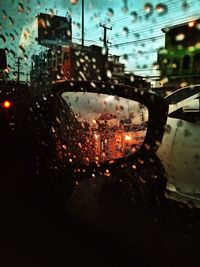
[181,110,200,122]
[50,81,168,178]
[19,81,168,205]
[169,98,200,122]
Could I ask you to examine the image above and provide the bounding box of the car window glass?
[1,2,200,267]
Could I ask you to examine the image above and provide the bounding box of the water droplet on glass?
[144,3,153,14]
[130,11,138,21]
[176,33,185,41]
[177,120,183,127]
[184,129,191,137]
[79,71,87,81]
[49,9,54,16]
[101,47,107,55]
[18,3,24,13]
[0,34,6,44]
[2,10,7,20]
[182,1,189,10]
[76,22,81,30]
[123,54,128,60]
[156,4,168,15]
[9,50,16,57]
[27,7,32,15]
[122,5,129,13]
[8,17,14,26]
[160,77,168,85]
[165,124,171,133]
[130,75,135,82]
[152,62,159,69]
[195,42,200,49]
[70,0,78,5]
[90,81,96,88]
[108,8,114,16]
[134,33,140,38]
[188,46,195,52]
[123,26,129,35]
[180,81,188,87]
[106,70,112,78]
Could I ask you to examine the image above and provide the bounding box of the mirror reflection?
[57,92,149,164]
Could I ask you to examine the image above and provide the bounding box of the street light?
[70,0,84,49]
[82,0,84,49]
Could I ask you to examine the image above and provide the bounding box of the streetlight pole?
[82,0,84,49]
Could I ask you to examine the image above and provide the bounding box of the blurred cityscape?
[1,13,200,95]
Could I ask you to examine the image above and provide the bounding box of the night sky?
[0,0,199,81]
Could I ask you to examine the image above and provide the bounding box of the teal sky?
[0,0,200,81]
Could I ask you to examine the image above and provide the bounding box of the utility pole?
[82,0,84,49]
[100,23,112,50]
[100,23,112,81]
[15,57,23,83]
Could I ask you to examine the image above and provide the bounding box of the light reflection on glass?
[58,92,149,164]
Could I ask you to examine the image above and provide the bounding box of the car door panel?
[172,118,200,194]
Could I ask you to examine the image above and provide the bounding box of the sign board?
[37,13,72,46]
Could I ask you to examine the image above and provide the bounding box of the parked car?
[156,84,200,207]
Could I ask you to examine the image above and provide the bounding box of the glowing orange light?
[125,135,132,141]
[2,100,11,109]
[188,21,195,27]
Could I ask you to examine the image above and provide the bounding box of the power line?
[109,12,200,43]
[111,34,164,47]
[76,1,200,48]
[72,37,98,43]
[84,11,200,48]
[105,0,199,25]
[70,2,200,55]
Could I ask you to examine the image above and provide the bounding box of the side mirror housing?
[50,81,168,177]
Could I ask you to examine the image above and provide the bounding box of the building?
[30,43,107,83]
[31,13,150,88]
[158,18,200,88]
[31,43,150,88]
[107,55,125,83]
[107,55,150,87]
[0,48,8,81]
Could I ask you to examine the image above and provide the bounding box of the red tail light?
[2,100,12,109]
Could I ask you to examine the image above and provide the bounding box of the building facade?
[31,13,150,88]
[158,19,200,87]
[31,43,150,88]
[31,44,108,83]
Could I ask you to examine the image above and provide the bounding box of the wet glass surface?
[59,92,148,163]
[0,1,200,266]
